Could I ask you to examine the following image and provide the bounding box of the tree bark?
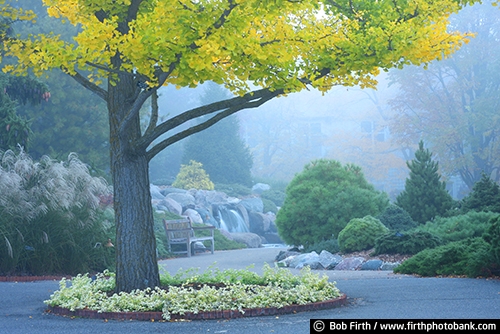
[108,73,160,293]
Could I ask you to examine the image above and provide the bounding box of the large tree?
[1,0,486,292]
[388,1,500,189]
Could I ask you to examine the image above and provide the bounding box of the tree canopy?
[0,0,489,292]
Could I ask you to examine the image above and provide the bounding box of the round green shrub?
[337,216,389,253]
[377,204,417,231]
[394,237,495,278]
[275,159,388,247]
[373,231,442,255]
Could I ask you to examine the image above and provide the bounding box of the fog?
[149,2,499,201]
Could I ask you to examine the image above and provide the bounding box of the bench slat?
[163,217,215,257]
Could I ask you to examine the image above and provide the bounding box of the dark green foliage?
[412,211,499,244]
[303,238,340,254]
[337,216,389,253]
[261,189,286,207]
[461,173,500,213]
[396,141,453,224]
[377,204,417,231]
[214,183,252,198]
[394,237,495,278]
[483,215,500,267]
[0,73,49,151]
[262,198,278,214]
[373,231,442,255]
[182,83,253,186]
[276,159,389,247]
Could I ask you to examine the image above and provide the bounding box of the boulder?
[183,208,203,224]
[262,232,283,245]
[248,211,271,235]
[380,262,400,271]
[240,197,264,213]
[289,252,322,269]
[150,184,165,200]
[166,192,195,208]
[252,183,270,195]
[318,250,343,270]
[360,259,383,271]
[159,197,182,216]
[230,232,262,248]
[334,257,365,270]
[275,250,301,262]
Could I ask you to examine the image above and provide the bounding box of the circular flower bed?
[45,265,346,321]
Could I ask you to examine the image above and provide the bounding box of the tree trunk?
[108,73,160,293]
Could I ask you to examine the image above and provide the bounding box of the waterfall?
[214,205,249,233]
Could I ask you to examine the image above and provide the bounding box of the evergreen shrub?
[377,204,417,231]
[394,237,494,277]
[460,173,500,213]
[483,215,500,268]
[337,216,389,253]
[412,211,499,244]
[373,231,442,255]
[261,189,286,207]
[214,183,252,198]
[276,159,388,247]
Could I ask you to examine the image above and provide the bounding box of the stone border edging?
[47,294,347,321]
[0,275,71,282]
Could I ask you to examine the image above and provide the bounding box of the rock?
[166,192,195,208]
[334,257,365,270]
[229,232,262,248]
[240,197,264,213]
[183,208,203,224]
[252,183,270,195]
[275,250,301,262]
[195,208,219,227]
[248,211,271,235]
[150,184,165,200]
[319,250,343,269]
[160,187,187,196]
[289,252,322,269]
[360,259,383,271]
[159,197,182,216]
[380,262,400,271]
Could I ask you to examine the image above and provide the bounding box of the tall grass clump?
[0,149,114,275]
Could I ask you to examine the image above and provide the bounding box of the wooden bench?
[163,217,215,257]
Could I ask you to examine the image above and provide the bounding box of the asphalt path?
[1,247,499,334]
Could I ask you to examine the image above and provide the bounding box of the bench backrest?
[163,218,194,240]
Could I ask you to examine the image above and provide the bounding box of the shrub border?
[46,294,347,321]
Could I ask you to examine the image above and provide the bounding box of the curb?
[47,294,347,321]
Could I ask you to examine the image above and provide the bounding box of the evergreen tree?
[0,16,49,152]
[461,172,500,213]
[396,140,453,224]
[182,83,253,186]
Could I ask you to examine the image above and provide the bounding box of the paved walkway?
[1,247,499,334]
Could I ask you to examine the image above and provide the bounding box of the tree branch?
[69,70,108,101]
[144,88,282,160]
[139,87,281,150]
[144,89,159,137]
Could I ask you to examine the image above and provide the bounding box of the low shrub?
[303,238,339,254]
[172,160,214,190]
[377,204,417,232]
[373,231,442,255]
[214,183,252,198]
[411,211,499,243]
[337,216,389,253]
[261,189,286,207]
[262,197,278,214]
[394,237,495,277]
[483,215,500,267]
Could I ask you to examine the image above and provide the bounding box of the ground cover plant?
[45,265,342,321]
